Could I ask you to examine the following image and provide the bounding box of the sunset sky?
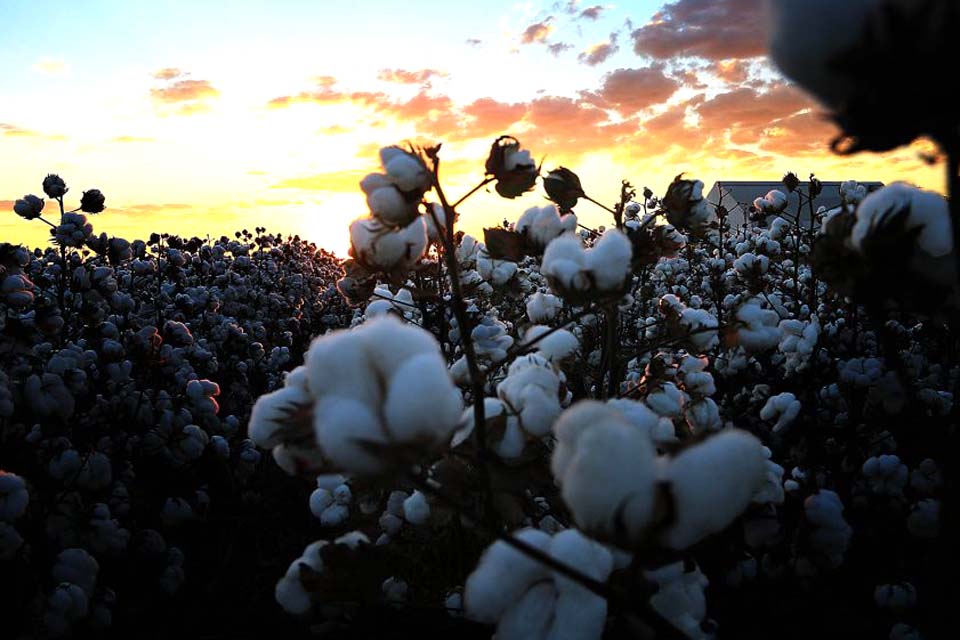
[0,0,943,256]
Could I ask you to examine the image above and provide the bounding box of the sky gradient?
[0,0,944,255]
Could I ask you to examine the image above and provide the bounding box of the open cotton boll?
[605,399,663,445]
[542,235,590,290]
[0,471,29,521]
[383,353,463,442]
[516,205,578,249]
[275,541,326,615]
[464,528,552,624]
[496,581,557,640]
[862,455,908,496]
[546,532,612,640]
[851,182,952,257]
[52,548,99,595]
[524,325,579,362]
[804,490,852,567]
[497,354,562,438]
[585,229,632,291]
[349,216,427,273]
[662,430,768,549]
[248,385,312,448]
[306,330,383,409]
[527,291,563,323]
[760,392,801,433]
[312,396,387,475]
[402,490,430,525]
[552,402,658,543]
[734,299,781,352]
[646,561,711,640]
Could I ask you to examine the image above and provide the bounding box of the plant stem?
[428,161,491,521]
[453,177,494,209]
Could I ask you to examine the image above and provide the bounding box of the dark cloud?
[579,34,619,66]
[579,5,605,20]
[631,0,767,61]
[547,42,575,57]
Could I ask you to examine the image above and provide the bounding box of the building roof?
[705,181,885,227]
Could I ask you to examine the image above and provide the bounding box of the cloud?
[31,58,68,75]
[152,67,183,80]
[713,59,751,84]
[695,83,813,145]
[579,34,619,66]
[588,65,680,114]
[631,0,767,61]
[115,203,193,214]
[151,79,219,103]
[466,38,483,47]
[579,5,605,20]
[547,42,574,57]
[377,69,446,85]
[520,19,554,44]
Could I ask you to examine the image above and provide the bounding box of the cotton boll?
[804,490,852,567]
[646,382,684,418]
[526,291,563,323]
[552,402,658,543]
[383,353,463,443]
[605,399,661,444]
[319,504,350,527]
[0,522,24,560]
[524,325,579,362]
[760,392,801,433]
[379,513,403,536]
[0,471,29,521]
[646,561,712,640]
[306,329,383,409]
[862,455,908,496]
[52,548,99,595]
[497,354,562,438]
[874,582,917,611]
[275,541,327,615]
[496,581,557,640]
[464,528,552,624]
[45,583,90,637]
[402,491,430,525]
[309,488,334,519]
[907,499,940,539]
[585,229,632,291]
[248,386,312,448]
[662,430,768,549]
[313,396,387,475]
[382,577,408,604]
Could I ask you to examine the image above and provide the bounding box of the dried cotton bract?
[248,316,462,475]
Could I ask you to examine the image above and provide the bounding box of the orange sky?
[1,0,945,256]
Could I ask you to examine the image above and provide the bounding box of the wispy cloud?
[377,68,447,85]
